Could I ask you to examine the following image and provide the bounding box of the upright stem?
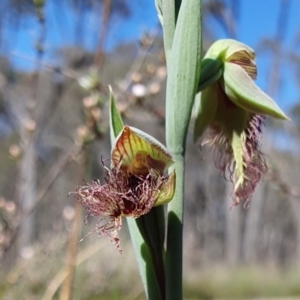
[166,153,184,300]
[164,1,202,299]
[59,201,83,300]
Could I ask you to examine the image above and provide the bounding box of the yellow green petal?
[154,170,176,206]
[226,49,257,79]
[111,126,173,175]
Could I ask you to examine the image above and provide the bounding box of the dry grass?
[1,232,300,299]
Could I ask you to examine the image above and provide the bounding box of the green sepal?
[223,63,290,120]
[193,83,218,142]
[204,39,255,62]
[198,58,223,92]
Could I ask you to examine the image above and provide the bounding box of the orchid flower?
[194,39,289,206]
[74,126,175,252]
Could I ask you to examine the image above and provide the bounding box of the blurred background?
[0,0,300,299]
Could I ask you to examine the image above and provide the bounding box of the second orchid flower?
[194,39,289,206]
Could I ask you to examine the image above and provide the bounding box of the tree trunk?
[18,130,36,252]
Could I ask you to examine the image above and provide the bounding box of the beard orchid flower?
[194,39,289,207]
[73,126,175,252]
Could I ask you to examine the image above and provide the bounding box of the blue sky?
[4,0,300,111]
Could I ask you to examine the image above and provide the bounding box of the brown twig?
[59,146,88,300]
[11,52,79,80]
[93,0,111,72]
[119,27,161,93]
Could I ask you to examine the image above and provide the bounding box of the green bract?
[194,39,289,206]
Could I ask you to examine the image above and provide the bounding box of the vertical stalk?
[59,201,83,300]
[59,148,87,300]
[163,1,202,299]
[166,154,184,300]
[18,0,46,252]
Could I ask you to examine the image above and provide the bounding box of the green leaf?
[161,0,182,67]
[223,63,290,120]
[109,86,123,140]
[127,218,163,300]
[166,0,202,152]
[198,58,223,92]
[154,0,163,25]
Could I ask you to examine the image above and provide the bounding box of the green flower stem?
[166,154,184,300]
[164,1,202,299]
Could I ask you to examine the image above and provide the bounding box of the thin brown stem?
[93,0,111,72]
[59,147,88,300]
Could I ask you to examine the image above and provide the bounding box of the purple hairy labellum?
[202,113,267,207]
[72,126,175,253]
